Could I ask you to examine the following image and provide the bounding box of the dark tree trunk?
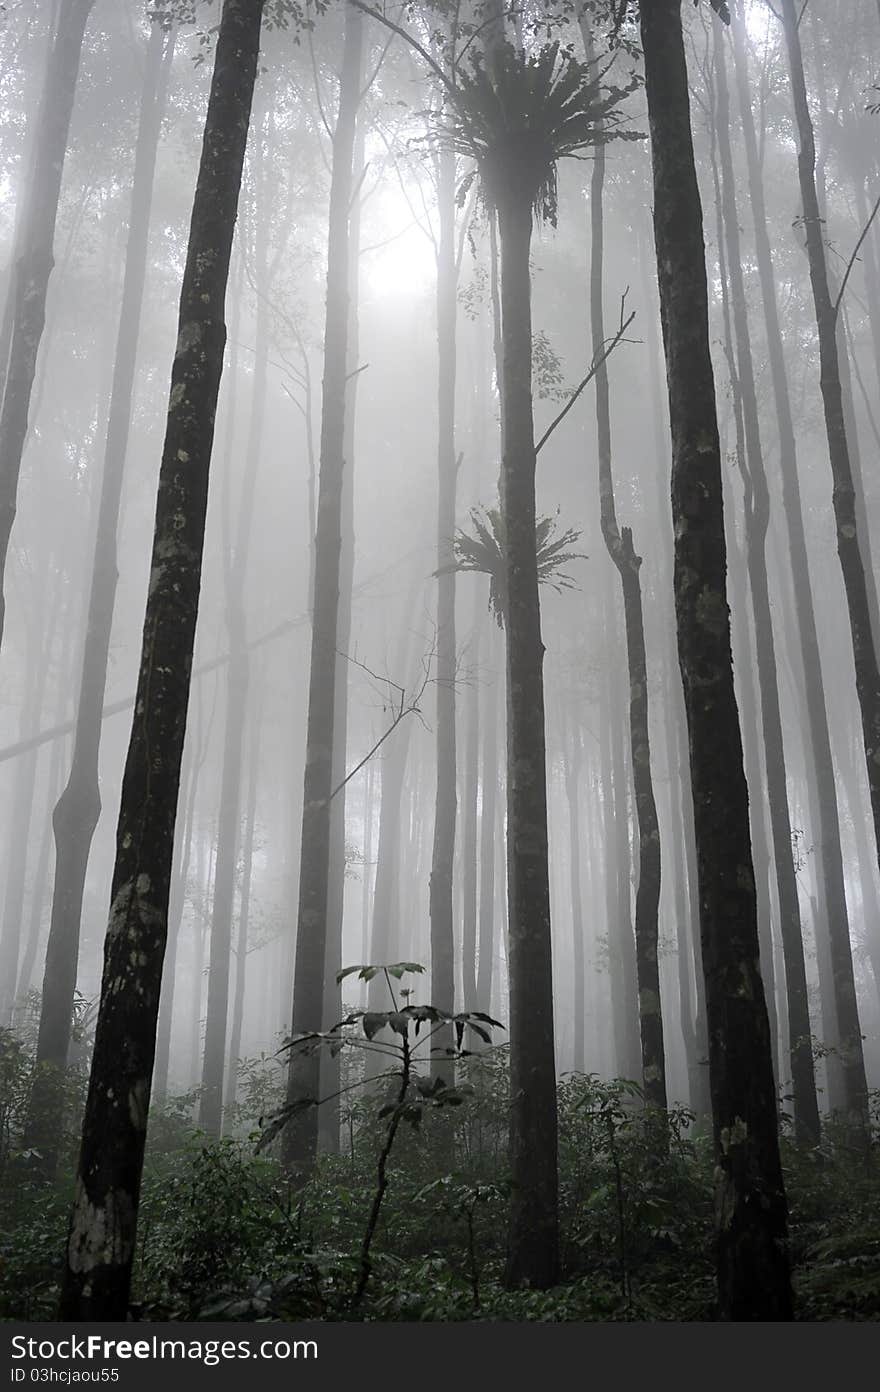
[730,0,852,1118]
[154,715,201,1105]
[600,586,641,1082]
[429,145,459,1077]
[25,16,172,1175]
[496,183,558,1292]
[587,73,666,1112]
[476,648,498,1014]
[0,0,95,651]
[460,612,480,1012]
[638,219,710,1121]
[564,716,586,1075]
[60,0,266,1319]
[712,27,819,1144]
[778,0,872,1141]
[283,1,363,1176]
[638,0,791,1320]
[224,701,261,1116]
[199,131,269,1137]
[320,117,363,1153]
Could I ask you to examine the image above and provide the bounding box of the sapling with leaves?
[259,962,504,1310]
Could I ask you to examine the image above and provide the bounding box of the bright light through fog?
[360,180,438,299]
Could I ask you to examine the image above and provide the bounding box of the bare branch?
[329,651,433,801]
[833,187,880,319]
[536,296,637,455]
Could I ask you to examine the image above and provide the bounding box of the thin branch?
[833,187,880,319]
[536,298,637,455]
[359,30,395,103]
[329,657,432,802]
[347,0,458,100]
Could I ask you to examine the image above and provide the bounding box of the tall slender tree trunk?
[154,716,200,1104]
[199,127,268,1138]
[600,583,641,1082]
[0,564,57,1021]
[460,611,480,1012]
[638,0,791,1320]
[25,16,173,1175]
[730,0,851,1117]
[429,145,459,1076]
[0,0,95,651]
[712,27,819,1143]
[320,117,364,1152]
[496,182,558,1291]
[283,2,363,1176]
[224,696,261,1116]
[777,0,872,1141]
[60,0,266,1319]
[638,218,710,1120]
[585,42,665,1110]
[476,647,498,1014]
[564,714,586,1075]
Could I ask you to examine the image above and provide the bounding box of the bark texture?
[60,0,266,1319]
[712,27,819,1144]
[639,0,791,1320]
[497,183,558,1291]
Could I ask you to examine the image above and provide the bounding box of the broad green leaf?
[363,1011,390,1041]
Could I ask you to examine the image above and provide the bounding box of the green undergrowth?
[1,1028,879,1321]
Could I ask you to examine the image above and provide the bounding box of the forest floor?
[2,1042,879,1322]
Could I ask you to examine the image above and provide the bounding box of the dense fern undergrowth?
[2,1014,879,1323]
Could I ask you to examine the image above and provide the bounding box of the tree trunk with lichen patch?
[59,0,266,1320]
[638,0,791,1321]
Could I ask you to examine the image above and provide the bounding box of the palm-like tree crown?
[444,41,639,224]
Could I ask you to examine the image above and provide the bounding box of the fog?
[1,0,879,1323]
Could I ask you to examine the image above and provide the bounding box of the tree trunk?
[712,26,819,1143]
[460,611,480,1012]
[60,0,266,1319]
[638,0,791,1320]
[496,183,558,1291]
[0,563,57,1022]
[476,643,498,1014]
[153,715,200,1105]
[730,0,851,1118]
[320,115,364,1153]
[224,698,261,1116]
[586,57,666,1111]
[564,715,586,1075]
[282,1,363,1176]
[778,0,872,1142]
[25,15,172,1176]
[199,128,268,1137]
[0,0,95,651]
[428,145,459,1077]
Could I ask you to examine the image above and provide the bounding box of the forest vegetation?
[1,0,880,1323]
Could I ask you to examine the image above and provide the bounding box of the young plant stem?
[352,1033,410,1307]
